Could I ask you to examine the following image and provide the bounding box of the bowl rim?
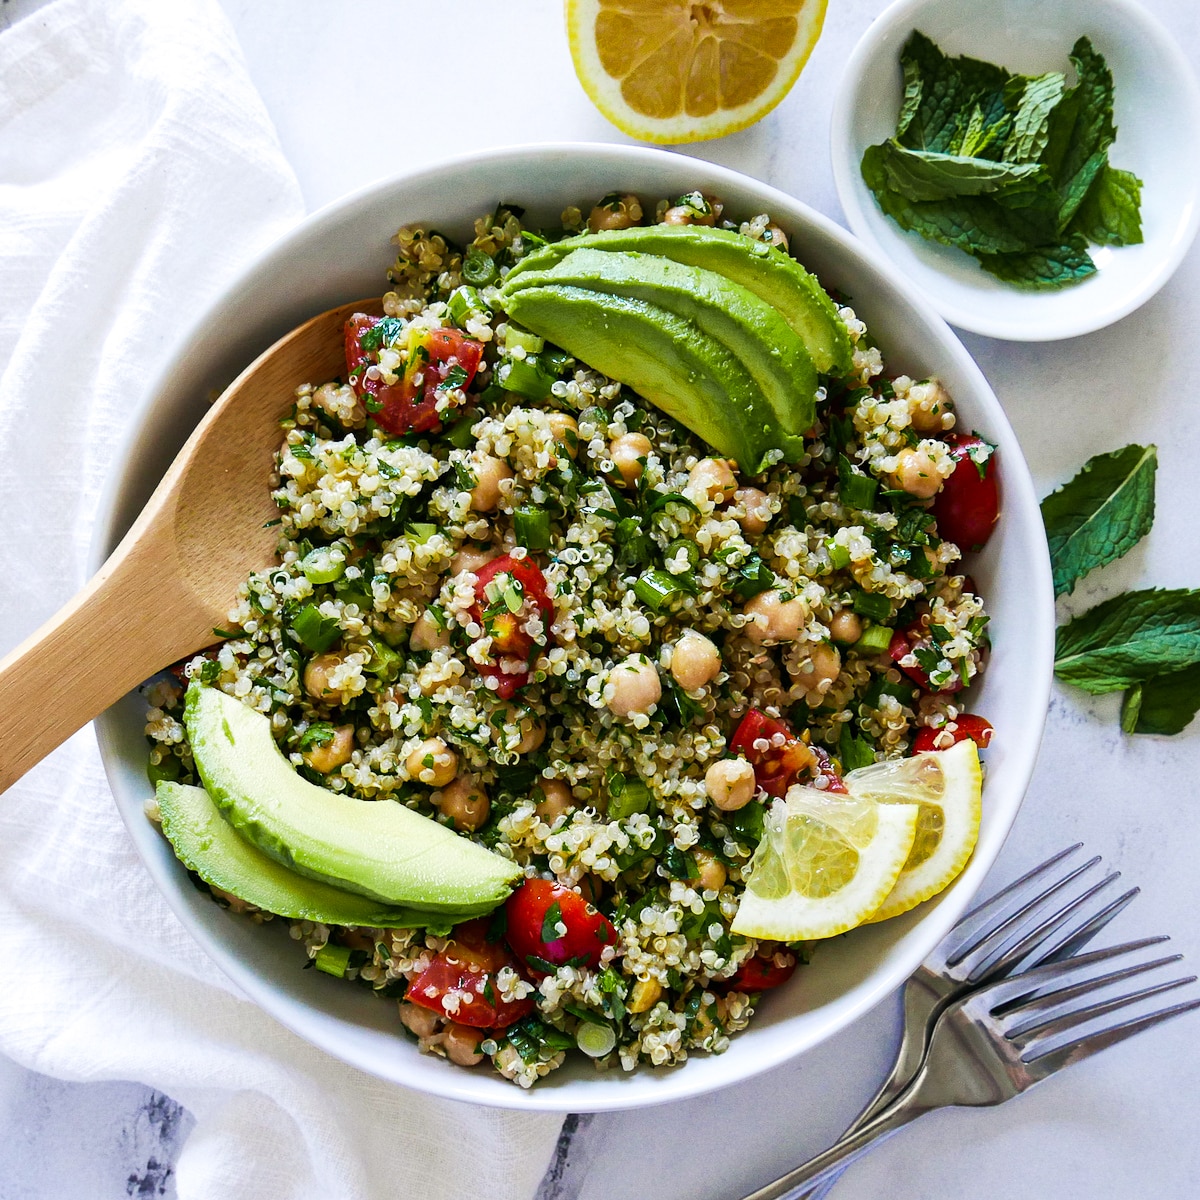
[90,140,1055,1112]
[829,0,1200,342]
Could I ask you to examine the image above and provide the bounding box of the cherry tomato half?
[727,948,797,991]
[931,434,1000,554]
[407,917,534,1029]
[505,879,617,975]
[469,555,555,699]
[729,709,814,799]
[345,315,482,436]
[911,714,994,755]
[888,627,965,696]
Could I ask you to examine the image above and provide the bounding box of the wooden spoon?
[0,298,382,794]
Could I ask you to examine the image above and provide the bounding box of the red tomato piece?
[469,555,555,699]
[407,917,534,1029]
[888,627,964,695]
[931,434,1000,553]
[809,744,849,794]
[729,709,814,798]
[728,948,797,991]
[911,714,994,755]
[344,315,482,436]
[504,879,617,976]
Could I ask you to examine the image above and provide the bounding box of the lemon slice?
[845,740,984,924]
[730,787,918,941]
[566,0,829,145]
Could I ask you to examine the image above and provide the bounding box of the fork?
[745,937,1200,1198]
[745,844,1138,1200]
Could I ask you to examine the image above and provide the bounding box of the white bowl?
[91,143,1054,1112]
[831,0,1200,341]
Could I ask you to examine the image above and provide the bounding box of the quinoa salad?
[144,190,996,1088]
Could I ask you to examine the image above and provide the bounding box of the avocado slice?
[156,781,493,928]
[184,684,521,910]
[498,284,801,472]
[500,248,818,437]
[506,225,853,377]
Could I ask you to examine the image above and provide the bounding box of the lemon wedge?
[730,787,918,941]
[565,0,829,145]
[845,740,984,924]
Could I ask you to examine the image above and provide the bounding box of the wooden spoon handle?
[0,526,206,794]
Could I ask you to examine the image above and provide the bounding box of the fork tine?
[1029,886,1140,967]
[1022,995,1200,1076]
[974,936,1172,1010]
[1009,972,1196,1049]
[964,871,1124,983]
[945,847,1096,970]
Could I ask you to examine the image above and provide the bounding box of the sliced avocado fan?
[505,224,853,377]
[156,781,496,929]
[501,247,818,437]
[498,284,801,472]
[184,684,522,911]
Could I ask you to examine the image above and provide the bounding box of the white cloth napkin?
[0,2,564,1196]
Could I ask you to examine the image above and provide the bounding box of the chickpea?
[410,608,450,652]
[450,545,497,576]
[790,642,842,703]
[434,774,490,832]
[468,454,513,512]
[497,705,545,754]
[546,412,579,458]
[690,848,728,893]
[706,758,757,811]
[399,1001,441,1039]
[829,610,863,645]
[908,379,953,434]
[587,192,643,232]
[670,631,722,691]
[304,651,347,704]
[734,487,772,535]
[605,654,662,718]
[628,977,664,1013]
[609,432,652,486]
[443,1022,486,1066]
[405,737,458,787]
[891,446,942,499]
[301,724,355,774]
[534,778,575,822]
[765,223,789,251]
[742,590,808,644]
[688,456,737,503]
[661,192,723,226]
[335,927,376,953]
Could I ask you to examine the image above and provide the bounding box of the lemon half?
[566,0,829,145]
[730,787,918,941]
[845,739,984,924]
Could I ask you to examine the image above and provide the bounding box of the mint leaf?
[871,139,1049,203]
[1051,38,1117,228]
[975,235,1096,289]
[1054,589,1200,694]
[1126,665,1200,735]
[1041,444,1156,596]
[1005,72,1067,163]
[1068,165,1144,246]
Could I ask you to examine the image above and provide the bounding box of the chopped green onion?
[314,943,353,978]
[825,538,851,570]
[502,581,524,613]
[300,546,345,585]
[850,590,892,622]
[633,568,685,611]
[446,285,487,325]
[837,455,879,511]
[854,623,894,656]
[292,604,341,652]
[576,1021,617,1058]
[505,327,545,355]
[365,638,402,680]
[513,505,552,551]
[607,772,652,820]
[444,413,478,449]
[334,578,374,612]
[407,522,438,545]
[461,248,498,287]
[666,538,700,570]
[499,356,557,400]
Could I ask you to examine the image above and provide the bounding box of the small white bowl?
[91,144,1054,1111]
[831,0,1200,341]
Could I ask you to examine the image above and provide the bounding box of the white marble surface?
[4,0,1200,1196]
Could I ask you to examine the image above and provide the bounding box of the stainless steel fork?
[745,937,1200,1198]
